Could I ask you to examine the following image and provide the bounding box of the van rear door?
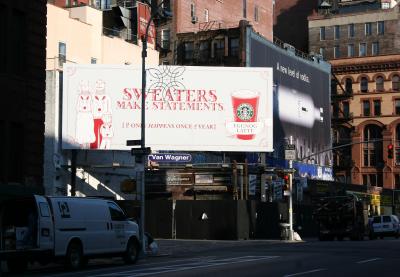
[34,195,54,250]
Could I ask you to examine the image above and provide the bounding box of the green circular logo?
[236,103,254,121]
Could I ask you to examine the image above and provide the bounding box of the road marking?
[88,256,279,277]
[284,268,327,277]
[356,258,382,264]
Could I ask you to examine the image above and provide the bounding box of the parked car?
[369,215,400,239]
[0,195,140,273]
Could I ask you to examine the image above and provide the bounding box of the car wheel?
[66,241,84,270]
[124,238,139,264]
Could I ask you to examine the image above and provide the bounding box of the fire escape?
[331,71,354,182]
[175,20,241,66]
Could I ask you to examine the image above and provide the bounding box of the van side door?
[107,202,128,252]
[34,195,54,250]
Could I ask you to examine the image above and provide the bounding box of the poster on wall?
[62,64,273,152]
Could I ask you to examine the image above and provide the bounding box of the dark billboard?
[247,32,332,167]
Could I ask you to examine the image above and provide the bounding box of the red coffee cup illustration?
[231,90,260,140]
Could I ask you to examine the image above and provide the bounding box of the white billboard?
[62,64,273,152]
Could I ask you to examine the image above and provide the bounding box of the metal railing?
[102,27,138,44]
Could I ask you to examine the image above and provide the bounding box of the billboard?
[248,33,332,166]
[62,65,273,152]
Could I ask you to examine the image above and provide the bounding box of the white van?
[369,215,400,239]
[0,195,140,273]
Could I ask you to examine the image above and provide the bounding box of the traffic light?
[388,144,394,159]
[282,174,290,192]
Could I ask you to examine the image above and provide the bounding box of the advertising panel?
[248,34,332,166]
[62,64,273,152]
[137,2,155,45]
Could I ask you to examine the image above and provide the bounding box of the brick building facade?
[155,0,273,65]
[309,1,400,189]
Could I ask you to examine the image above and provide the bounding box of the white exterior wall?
[45,4,159,198]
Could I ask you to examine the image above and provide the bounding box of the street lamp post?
[138,0,171,254]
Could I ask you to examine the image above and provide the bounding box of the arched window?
[345,78,353,94]
[363,124,383,167]
[396,125,400,164]
[392,75,400,91]
[376,76,384,92]
[331,79,337,95]
[360,77,368,93]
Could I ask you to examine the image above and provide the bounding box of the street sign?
[126,140,142,146]
[148,153,192,163]
[130,147,151,156]
[285,144,296,160]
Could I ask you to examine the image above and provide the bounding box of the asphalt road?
[5,238,400,277]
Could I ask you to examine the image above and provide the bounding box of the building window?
[345,78,353,94]
[334,46,340,58]
[372,42,379,55]
[396,125,400,165]
[365,22,372,36]
[331,79,337,95]
[320,26,325,40]
[375,76,384,92]
[395,99,400,115]
[334,25,340,40]
[199,40,210,62]
[254,5,259,22]
[161,29,170,49]
[184,41,194,62]
[204,9,209,22]
[348,23,355,38]
[360,77,369,92]
[359,43,366,56]
[243,0,247,18]
[229,37,239,57]
[91,57,97,64]
[343,101,350,117]
[363,174,383,187]
[190,3,196,18]
[363,124,383,167]
[363,100,371,116]
[213,39,224,60]
[392,75,400,91]
[373,100,381,116]
[347,44,354,57]
[58,42,66,67]
[395,174,400,189]
[377,21,384,35]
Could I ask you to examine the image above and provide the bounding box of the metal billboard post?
[287,136,294,241]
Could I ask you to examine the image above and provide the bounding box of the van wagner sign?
[62,65,273,152]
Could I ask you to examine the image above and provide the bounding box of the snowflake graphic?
[147,66,186,101]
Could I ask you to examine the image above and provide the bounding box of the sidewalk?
[154,238,301,257]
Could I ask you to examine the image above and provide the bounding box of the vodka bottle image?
[275,85,323,128]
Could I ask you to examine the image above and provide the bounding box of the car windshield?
[383,216,391,223]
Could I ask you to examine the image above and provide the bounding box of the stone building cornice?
[330,55,400,74]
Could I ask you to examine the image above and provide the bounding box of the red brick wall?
[175,0,273,41]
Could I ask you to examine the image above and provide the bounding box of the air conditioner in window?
[191,16,198,24]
